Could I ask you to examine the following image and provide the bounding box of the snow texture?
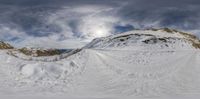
[0,29,200,99]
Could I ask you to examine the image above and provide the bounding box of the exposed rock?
[18,47,66,57]
[0,41,14,49]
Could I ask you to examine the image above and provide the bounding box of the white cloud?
[0,25,27,41]
[47,5,121,39]
[0,5,122,48]
[15,35,89,49]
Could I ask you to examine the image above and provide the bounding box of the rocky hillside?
[85,28,200,50]
[0,41,14,49]
[16,47,69,57]
[19,47,60,57]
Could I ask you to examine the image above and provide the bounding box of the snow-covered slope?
[85,28,200,50]
[0,29,200,98]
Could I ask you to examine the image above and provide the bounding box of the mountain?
[17,47,67,57]
[85,28,200,50]
[0,29,200,98]
[0,41,14,49]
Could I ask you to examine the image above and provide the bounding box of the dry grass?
[19,48,62,57]
[174,30,200,49]
[162,28,175,33]
[0,41,14,49]
[148,28,200,49]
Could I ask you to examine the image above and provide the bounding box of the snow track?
[0,49,200,97]
[67,49,200,97]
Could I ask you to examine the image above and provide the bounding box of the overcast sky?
[0,0,200,48]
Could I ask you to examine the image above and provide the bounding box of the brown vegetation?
[19,47,63,57]
[0,41,14,49]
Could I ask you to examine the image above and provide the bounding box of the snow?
[0,30,200,98]
[85,33,195,50]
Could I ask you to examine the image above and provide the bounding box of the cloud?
[0,25,26,41]
[158,8,200,30]
[46,5,121,39]
[15,35,89,49]
[0,0,200,48]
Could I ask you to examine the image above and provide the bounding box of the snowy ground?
[0,29,200,98]
[0,48,200,99]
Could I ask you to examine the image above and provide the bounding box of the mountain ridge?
[1,28,200,58]
[0,41,14,49]
[85,28,200,50]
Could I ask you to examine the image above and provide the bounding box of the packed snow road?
[74,49,200,97]
[0,49,200,98]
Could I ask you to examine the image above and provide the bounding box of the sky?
[0,0,200,48]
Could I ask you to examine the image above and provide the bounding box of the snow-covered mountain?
[85,28,200,50]
[0,29,200,98]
